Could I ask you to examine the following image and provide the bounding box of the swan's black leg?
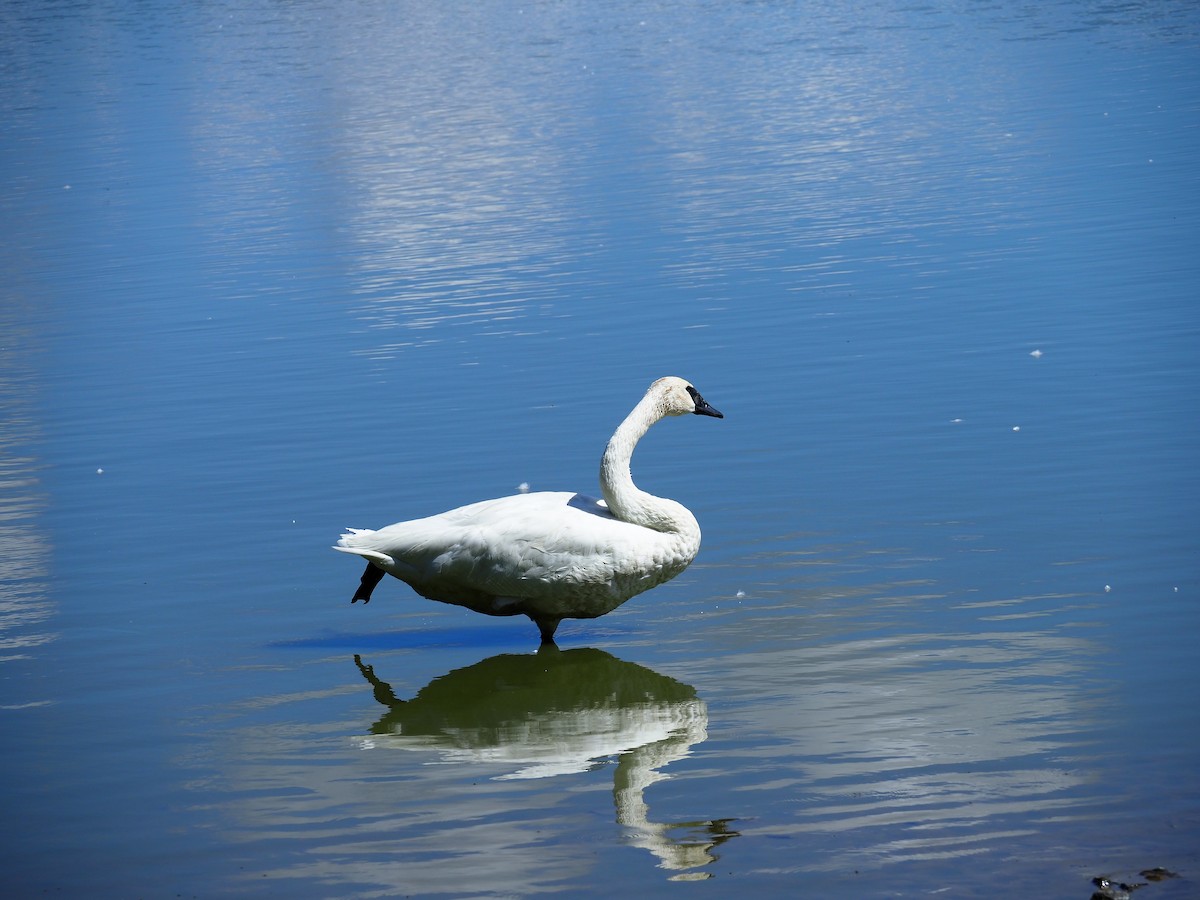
[354,654,401,707]
[533,615,561,645]
[352,562,386,604]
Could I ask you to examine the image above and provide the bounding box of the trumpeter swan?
[333,376,723,643]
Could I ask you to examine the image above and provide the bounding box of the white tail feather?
[333,529,394,566]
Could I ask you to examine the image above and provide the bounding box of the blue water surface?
[2,1,1198,897]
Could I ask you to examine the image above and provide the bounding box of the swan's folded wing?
[337,491,674,602]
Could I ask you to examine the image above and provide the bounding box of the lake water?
[2,1,1198,896]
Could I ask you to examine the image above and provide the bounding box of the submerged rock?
[1090,867,1179,900]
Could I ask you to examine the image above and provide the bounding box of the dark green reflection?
[355,648,737,879]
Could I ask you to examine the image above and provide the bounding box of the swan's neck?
[599,394,698,537]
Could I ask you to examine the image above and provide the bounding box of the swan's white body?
[333,376,723,642]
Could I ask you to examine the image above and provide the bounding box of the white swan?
[333,376,723,643]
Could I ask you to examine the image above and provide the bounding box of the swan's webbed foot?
[352,561,386,604]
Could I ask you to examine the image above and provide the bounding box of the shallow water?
[2,1,1198,896]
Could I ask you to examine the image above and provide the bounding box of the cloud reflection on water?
[0,310,54,702]
[680,544,1113,875]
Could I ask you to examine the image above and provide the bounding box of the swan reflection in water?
[354,647,738,879]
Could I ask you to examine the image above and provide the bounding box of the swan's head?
[650,376,724,419]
